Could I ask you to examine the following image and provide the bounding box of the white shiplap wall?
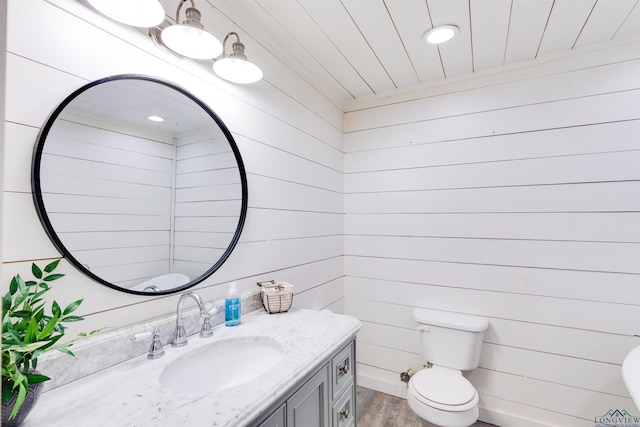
[1,0,344,336]
[39,118,175,287]
[173,128,243,277]
[344,41,640,426]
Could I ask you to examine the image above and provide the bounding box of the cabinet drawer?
[332,383,355,427]
[331,342,354,400]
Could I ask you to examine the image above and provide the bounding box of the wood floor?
[356,386,497,427]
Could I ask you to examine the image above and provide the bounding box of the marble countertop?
[23,308,361,427]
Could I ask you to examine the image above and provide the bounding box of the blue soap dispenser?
[225,282,241,327]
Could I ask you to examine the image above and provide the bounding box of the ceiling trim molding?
[344,36,640,112]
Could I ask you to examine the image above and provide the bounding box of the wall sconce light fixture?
[160,0,223,59]
[87,0,165,28]
[87,0,263,84]
[213,32,263,84]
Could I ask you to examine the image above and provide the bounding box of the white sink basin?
[623,345,640,409]
[159,336,284,394]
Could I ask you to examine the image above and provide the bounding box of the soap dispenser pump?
[225,282,241,327]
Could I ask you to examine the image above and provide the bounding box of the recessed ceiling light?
[148,115,165,122]
[423,25,459,45]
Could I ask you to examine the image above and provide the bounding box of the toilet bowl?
[130,273,190,292]
[407,366,479,427]
[407,308,489,427]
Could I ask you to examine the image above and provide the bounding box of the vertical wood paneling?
[426,0,473,78]
[344,42,640,425]
[299,0,395,93]
[537,0,596,56]
[504,0,553,65]
[574,0,639,49]
[470,0,511,71]
[385,0,445,83]
[252,0,366,100]
[342,0,419,88]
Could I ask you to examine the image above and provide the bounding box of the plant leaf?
[25,372,50,385]
[24,318,39,344]
[3,292,12,314]
[7,340,49,353]
[2,384,13,404]
[12,312,33,322]
[43,259,60,273]
[50,345,76,357]
[9,382,27,419]
[31,264,43,280]
[60,315,84,323]
[13,277,28,308]
[9,276,20,294]
[62,299,83,316]
[51,300,61,318]
[37,313,60,340]
[43,273,64,282]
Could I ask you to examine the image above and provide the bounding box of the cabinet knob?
[339,408,350,420]
[338,363,350,376]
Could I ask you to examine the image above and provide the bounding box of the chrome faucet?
[171,291,214,347]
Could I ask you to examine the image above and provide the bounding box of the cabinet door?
[287,365,329,427]
[259,403,286,427]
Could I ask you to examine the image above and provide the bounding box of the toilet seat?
[409,368,478,412]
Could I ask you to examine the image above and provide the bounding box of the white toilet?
[407,307,489,427]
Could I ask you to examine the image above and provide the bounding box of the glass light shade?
[423,25,459,45]
[161,25,223,59]
[213,57,263,84]
[88,0,165,28]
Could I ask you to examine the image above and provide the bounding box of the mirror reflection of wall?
[33,76,247,295]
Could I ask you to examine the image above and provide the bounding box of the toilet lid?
[411,369,475,406]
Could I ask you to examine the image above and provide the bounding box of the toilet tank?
[413,307,489,371]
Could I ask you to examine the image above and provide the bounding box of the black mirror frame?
[31,74,248,296]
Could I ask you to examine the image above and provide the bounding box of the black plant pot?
[1,380,44,427]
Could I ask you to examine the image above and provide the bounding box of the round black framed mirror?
[32,74,248,295]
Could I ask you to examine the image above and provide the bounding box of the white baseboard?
[357,372,409,399]
[478,407,550,427]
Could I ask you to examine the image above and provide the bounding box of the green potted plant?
[2,260,85,426]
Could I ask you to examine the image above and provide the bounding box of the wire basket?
[257,280,294,314]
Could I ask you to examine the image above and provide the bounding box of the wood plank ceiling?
[213,0,640,106]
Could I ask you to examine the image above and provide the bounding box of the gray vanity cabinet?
[254,339,355,427]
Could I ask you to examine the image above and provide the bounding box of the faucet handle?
[200,308,217,338]
[147,328,165,359]
[200,314,214,338]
